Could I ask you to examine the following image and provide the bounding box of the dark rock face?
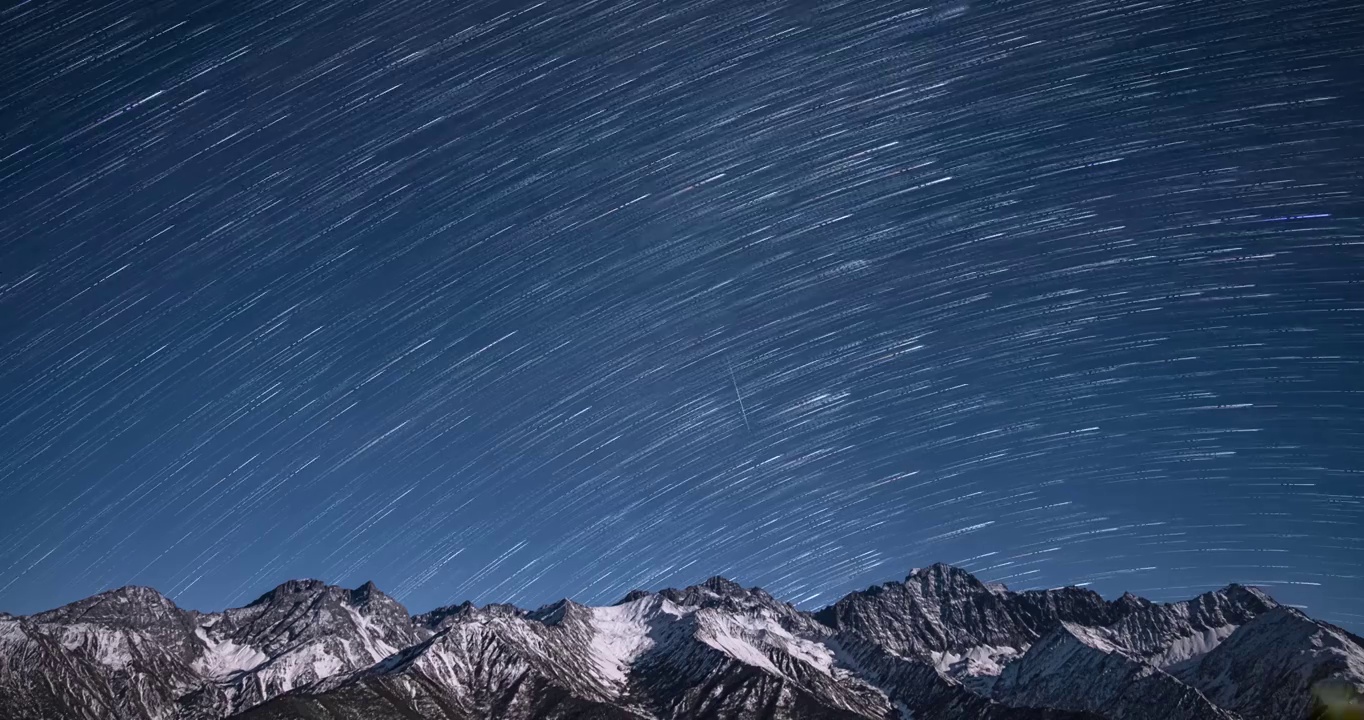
[807,564,1107,660]
[811,562,1285,688]
[828,631,1101,720]
[414,600,486,630]
[812,564,1118,665]
[990,624,1237,720]
[2,566,1360,720]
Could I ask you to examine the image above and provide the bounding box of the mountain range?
[2,563,1361,719]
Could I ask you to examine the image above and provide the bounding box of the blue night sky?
[1,0,1361,630]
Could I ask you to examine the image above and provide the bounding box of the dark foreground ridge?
[2,563,1361,719]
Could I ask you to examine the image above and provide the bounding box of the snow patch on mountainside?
[692,608,836,678]
[1149,623,1239,669]
[587,600,663,684]
[932,643,1025,678]
[1061,622,1124,654]
[57,625,136,670]
[193,627,268,678]
[695,611,784,675]
[253,642,352,694]
[340,603,400,661]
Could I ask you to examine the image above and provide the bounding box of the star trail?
[1,0,1361,630]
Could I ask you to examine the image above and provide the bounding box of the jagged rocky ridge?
[2,564,1360,719]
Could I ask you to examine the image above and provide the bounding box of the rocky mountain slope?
[2,564,1360,719]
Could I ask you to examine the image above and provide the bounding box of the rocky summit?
[2,564,1360,719]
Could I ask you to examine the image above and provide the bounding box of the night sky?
[2,0,1362,632]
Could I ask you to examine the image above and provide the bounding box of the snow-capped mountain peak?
[32,585,188,629]
[1175,606,1364,720]
[3,566,1359,720]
